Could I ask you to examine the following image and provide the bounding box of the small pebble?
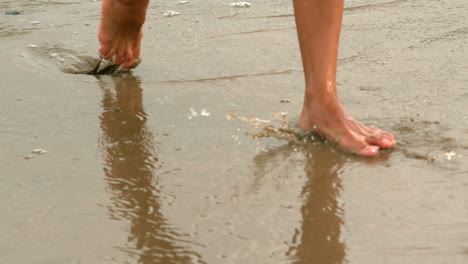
[27,44,38,48]
[200,109,210,117]
[5,10,21,15]
[190,108,198,117]
[177,1,189,4]
[30,21,40,25]
[164,10,180,17]
[32,149,47,155]
[229,2,252,7]
[445,151,456,161]
[280,99,291,103]
[24,155,34,160]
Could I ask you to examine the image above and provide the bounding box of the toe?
[99,45,110,57]
[356,145,380,156]
[132,47,141,59]
[133,32,143,59]
[102,48,115,60]
[383,132,396,145]
[114,52,124,65]
[358,124,396,148]
[377,131,396,146]
[338,135,379,156]
[365,136,394,149]
[121,48,134,69]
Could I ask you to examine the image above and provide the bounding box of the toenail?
[365,146,379,154]
[382,139,391,146]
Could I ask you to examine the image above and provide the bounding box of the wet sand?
[1,0,467,263]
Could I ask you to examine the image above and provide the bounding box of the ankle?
[118,0,149,7]
[303,88,340,112]
[304,80,338,99]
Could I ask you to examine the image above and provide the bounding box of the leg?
[293,0,396,156]
[98,0,149,68]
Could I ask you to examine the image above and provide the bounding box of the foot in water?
[98,0,149,69]
[299,81,396,156]
[293,0,396,156]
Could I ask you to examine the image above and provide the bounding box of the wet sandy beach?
[1,0,467,263]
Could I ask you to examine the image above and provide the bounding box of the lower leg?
[293,0,396,156]
[98,0,149,68]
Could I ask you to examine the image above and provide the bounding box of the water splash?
[227,112,318,144]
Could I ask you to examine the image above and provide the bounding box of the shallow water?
[1,0,467,263]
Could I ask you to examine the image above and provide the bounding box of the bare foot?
[98,0,149,69]
[299,82,396,156]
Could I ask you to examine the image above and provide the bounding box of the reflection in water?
[97,74,204,264]
[292,145,346,264]
[254,144,347,264]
